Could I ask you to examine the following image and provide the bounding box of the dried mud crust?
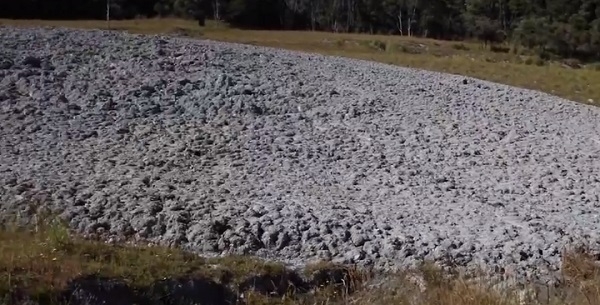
[2,26,600,283]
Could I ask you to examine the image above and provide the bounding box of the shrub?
[534,56,546,66]
[562,58,582,69]
[490,44,510,53]
[452,43,470,51]
[369,40,387,51]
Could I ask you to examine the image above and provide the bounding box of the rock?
[351,233,368,247]
[0,58,13,69]
[345,249,366,262]
[22,56,42,68]
[276,231,291,250]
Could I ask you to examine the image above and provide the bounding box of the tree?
[466,15,506,47]
[154,0,173,16]
[173,0,202,18]
[2,0,600,61]
[513,17,551,51]
[213,0,224,20]
[592,19,600,57]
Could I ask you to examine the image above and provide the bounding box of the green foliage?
[46,219,71,251]
[2,0,600,60]
[174,0,192,17]
[513,17,551,50]
[154,1,173,17]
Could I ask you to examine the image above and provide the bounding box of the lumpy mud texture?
[2,26,600,283]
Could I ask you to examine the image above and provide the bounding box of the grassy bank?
[2,217,600,305]
[2,18,600,105]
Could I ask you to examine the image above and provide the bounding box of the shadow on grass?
[3,213,600,305]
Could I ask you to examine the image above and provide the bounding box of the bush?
[369,40,387,51]
[562,58,582,69]
[534,56,546,66]
[490,45,510,53]
[452,43,470,51]
[524,56,546,66]
[397,44,424,54]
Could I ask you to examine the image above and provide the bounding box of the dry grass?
[1,18,600,104]
[0,218,288,302]
[2,217,600,305]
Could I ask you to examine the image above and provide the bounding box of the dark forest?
[3,0,600,60]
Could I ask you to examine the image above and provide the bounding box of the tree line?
[3,0,600,61]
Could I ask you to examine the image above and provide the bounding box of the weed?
[47,219,71,251]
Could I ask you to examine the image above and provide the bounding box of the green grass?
[1,18,599,104]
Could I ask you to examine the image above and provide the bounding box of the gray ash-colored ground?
[2,26,600,283]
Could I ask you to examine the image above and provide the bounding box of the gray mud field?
[2,26,600,283]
